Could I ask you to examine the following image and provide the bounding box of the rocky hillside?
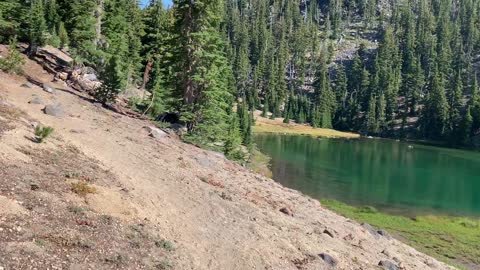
[0,49,454,270]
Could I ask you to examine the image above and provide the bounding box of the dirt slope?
[0,55,454,270]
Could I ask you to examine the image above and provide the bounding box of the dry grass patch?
[253,116,360,138]
[71,181,97,196]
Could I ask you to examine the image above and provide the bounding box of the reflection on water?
[255,135,480,216]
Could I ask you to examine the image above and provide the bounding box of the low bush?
[0,37,25,74]
[34,126,54,143]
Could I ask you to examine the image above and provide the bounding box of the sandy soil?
[0,50,454,270]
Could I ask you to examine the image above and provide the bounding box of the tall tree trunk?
[95,0,104,48]
[141,59,154,99]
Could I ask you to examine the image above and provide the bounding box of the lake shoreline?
[321,199,480,270]
[253,113,360,138]
[255,133,480,269]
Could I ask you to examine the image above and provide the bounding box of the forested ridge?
[1,0,480,152]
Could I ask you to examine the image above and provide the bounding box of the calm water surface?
[255,135,480,216]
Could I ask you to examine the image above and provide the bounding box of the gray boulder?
[361,223,380,238]
[42,83,56,94]
[319,253,338,267]
[29,96,44,105]
[377,229,392,240]
[378,260,399,270]
[83,73,98,82]
[145,126,167,139]
[44,104,65,117]
[21,82,33,88]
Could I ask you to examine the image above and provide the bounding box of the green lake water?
[255,134,480,217]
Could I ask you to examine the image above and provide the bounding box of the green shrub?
[47,30,61,48]
[34,126,54,143]
[155,239,175,251]
[0,37,25,74]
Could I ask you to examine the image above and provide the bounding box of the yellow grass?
[253,116,360,139]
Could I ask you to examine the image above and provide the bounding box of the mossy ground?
[321,199,480,269]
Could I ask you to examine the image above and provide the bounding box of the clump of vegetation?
[155,260,173,270]
[67,205,85,215]
[64,171,80,179]
[71,181,97,196]
[155,239,175,251]
[0,37,25,74]
[34,125,54,143]
[321,199,480,268]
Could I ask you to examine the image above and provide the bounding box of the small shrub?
[0,37,25,74]
[34,126,54,143]
[155,239,175,251]
[68,205,85,215]
[71,181,97,196]
[156,260,173,270]
[47,30,61,48]
[65,171,80,179]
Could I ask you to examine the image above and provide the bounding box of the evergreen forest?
[1,0,480,152]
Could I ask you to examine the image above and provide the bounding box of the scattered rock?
[30,183,40,191]
[279,207,293,216]
[70,129,86,134]
[29,96,44,105]
[56,72,68,81]
[377,229,392,240]
[220,192,232,201]
[381,249,392,257]
[195,156,214,168]
[93,102,103,108]
[145,126,168,139]
[21,82,33,88]
[361,223,379,238]
[169,123,188,136]
[83,73,98,82]
[42,83,56,94]
[425,259,440,268]
[30,122,39,128]
[378,260,399,270]
[319,253,338,267]
[323,228,335,238]
[44,103,65,117]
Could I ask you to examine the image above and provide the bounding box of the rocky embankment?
[0,48,454,270]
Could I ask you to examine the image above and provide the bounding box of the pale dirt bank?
[0,52,453,270]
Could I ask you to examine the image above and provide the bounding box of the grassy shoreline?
[321,199,480,269]
[253,115,360,138]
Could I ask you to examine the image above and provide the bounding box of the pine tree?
[422,68,449,139]
[447,71,464,142]
[27,0,47,56]
[58,21,69,49]
[173,0,239,145]
[470,75,480,137]
[366,94,377,134]
[224,114,243,159]
[67,0,98,64]
[45,0,59,31]
[94,55,123,104]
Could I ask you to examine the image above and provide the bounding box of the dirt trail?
[0,53,454,270]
